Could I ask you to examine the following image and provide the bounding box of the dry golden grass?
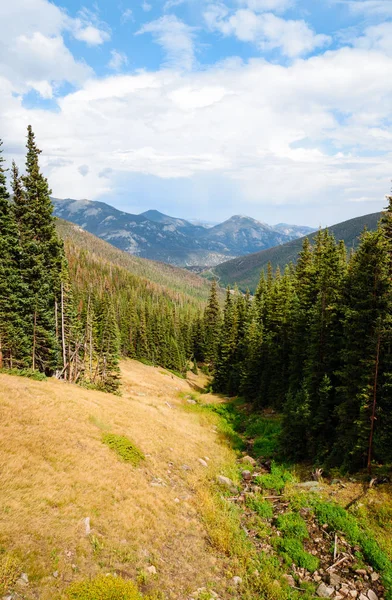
[0,360,238,600]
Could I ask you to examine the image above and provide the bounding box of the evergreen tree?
[203,280,222,367]
[0,142,29,367]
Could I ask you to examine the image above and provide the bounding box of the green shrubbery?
[276,512,308,540]
[275,537,319,573]
[246,495,274,519]
[102,434,145,466]
[255,462,294,492]
[65,575,142,600]
[0,368,47,381]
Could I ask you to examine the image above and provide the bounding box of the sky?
[1,1,392,226]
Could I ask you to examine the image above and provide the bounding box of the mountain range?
[210,211,383,291]
[53,198,314,267]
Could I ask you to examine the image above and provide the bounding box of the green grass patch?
[102,434,145,466]
[275,537,319,573]
[0,553,21,596]
[65,574,142,599]
[311,499,392,599]
[246,495,274,519]
[196,402,246,453]
[0,367,47,381]
[255,462,294,492]
[276,512,309,540]
[244,416,282,458]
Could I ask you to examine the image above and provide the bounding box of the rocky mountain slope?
[53,198,314,267]
[210,211,382,291]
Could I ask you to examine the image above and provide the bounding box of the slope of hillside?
[53,199,314,267]
[0,362,237,600]
[56,218,214,303]
[211,212,382,291]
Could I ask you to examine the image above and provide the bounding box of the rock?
[356,570,367,577]
[317,583,335,597]
[370,573,380,583]
[241,456,257,466]
[84,517,91,535]
[283,574,296,587]
[217,475,237,491]
[198,458,208,468]
[331,479,341,485]
[53,571,59,578]
[359,594,368,600]
[147,565,157,575]
[232,576,242,586]
[367,591,378,600]
[181,464,191,471]
[314,575,322,583]
[329,573,342,587]
[242,470,252,481]
[349,592,358,599]
[187,399,197,405]
[2,595,14,600]
[296,481,322,490]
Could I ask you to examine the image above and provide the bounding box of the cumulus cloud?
[204,6,330,57]
[137,15,196,70]
[0,0,109,98]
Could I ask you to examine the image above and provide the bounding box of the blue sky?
[1,0,392,226]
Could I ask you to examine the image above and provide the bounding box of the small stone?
[187,399,197,405]
[356,570,367,577]
[314,575,322,582]
[241,455,257,466]
[242,470,252,481]
[335,595,344,600]
[174,498,180,503]
[84,517,91,535]
[181,464,191,471]
[217,475,236,492]
[198,458,208,468]
[20,573,28,584]
[329,573,342,587]
[359,594,368,600]
[2,595,14,600]
[232,576,242,586]
[349,592,358,599]
[331,479,341,485]
[146,565,157,575]
[53,571,59,578]
[371,573,380,583]
[283,574,296,587]
[367,591,378,600]
[317,583,335,597]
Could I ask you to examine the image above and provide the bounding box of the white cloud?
[108,50,129,71]
[121,8,134,23]
[72,23,110,46]
[0,0,110,98]
[142,2,153,11]
[137,15,196,70]
[204,7,331,57]
[340,0,392,17]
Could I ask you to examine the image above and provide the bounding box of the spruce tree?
[0,142,29,368]
[203,280,222,367]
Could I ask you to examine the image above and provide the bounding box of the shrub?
[276,512,309,540]
[102,434,145,466]
[275,537,319,572]
[65,574,142,599]
[246,496,274,519]
[0,368,46,381]
[256,462,294,492]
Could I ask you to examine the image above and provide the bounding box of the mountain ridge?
[53,198,314,267]
[210,211,383,291]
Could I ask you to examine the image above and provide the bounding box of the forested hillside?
[210,212,382,291]
[0,129,220,392]
[207,211,392,472]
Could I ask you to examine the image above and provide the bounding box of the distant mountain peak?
[52,197,314,268]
